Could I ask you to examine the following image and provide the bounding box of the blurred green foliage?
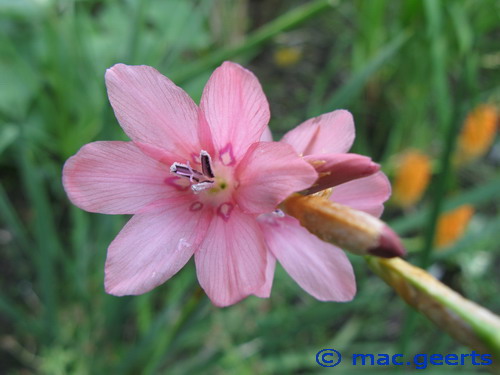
[0,0,499,373]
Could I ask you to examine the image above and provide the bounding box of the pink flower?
[62,61,389,307]
[257,110,391,302]
[63,62,317,307]
[280,110,390,218]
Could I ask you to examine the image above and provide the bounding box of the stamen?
[185,161,197,183]
[200,150,214,178]
[170,162,202,182]
[192,181,214,193]
[170,151,217,191]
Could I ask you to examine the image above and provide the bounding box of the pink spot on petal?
[189,202,204,212]
[165,176,190,191]
[217,202,233,221]
[219,144,236,166]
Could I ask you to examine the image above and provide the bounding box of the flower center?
[170,150,236,220]
[170,150,216,193]
[170,150,234,201]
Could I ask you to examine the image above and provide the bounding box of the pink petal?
[62,141,180,214]
[330,171,391,218]
[200,61,270,160]
[235,142,317,214]
[259,215,356,301]
[254,251,276,298]
[197,109,215,155]
[105,64,199,158]
[260,126,273,141]
[281,110,355,155]
[304,153,380,194]
[133,141,179,166]
[105,200,210,295]
[194,207,268,307]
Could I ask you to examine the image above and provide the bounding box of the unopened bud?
[280,194,405,258]
[304,154,380,195]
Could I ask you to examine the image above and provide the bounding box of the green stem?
[400,94,461,353]
[366,256,500,361]
[418,102,459,268]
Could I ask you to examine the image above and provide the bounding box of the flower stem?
[366,256,500,366]
[283,193,500,362]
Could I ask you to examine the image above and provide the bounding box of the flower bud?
[281,194,405,258]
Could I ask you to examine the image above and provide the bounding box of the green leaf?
[321,32,410,111]
[171,0,337,84]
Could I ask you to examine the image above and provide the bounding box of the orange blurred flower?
[435,205,474,249]
[392,150,432,207]
[457,105,498,163]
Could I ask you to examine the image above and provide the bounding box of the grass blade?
[171,0,337,84]
[321,32,410,111]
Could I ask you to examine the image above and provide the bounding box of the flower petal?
[105,64,199,158]
[260,126,273,141]
[304,153,380,194]
[62,141,180,214]
[330,171,391,218]
[281,109,355,155]
[194,207,268,307]
[260,215,356,301]
[235,142,317,214]
[200,61,270,160]
[105,200,210,295]
[254,251,276,298]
